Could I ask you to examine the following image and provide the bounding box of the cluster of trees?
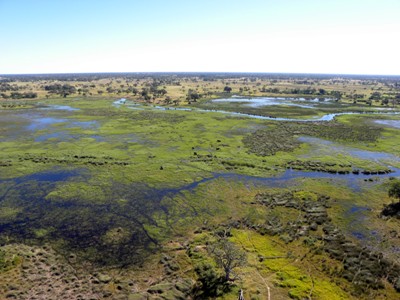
[127,86,139,95]
[1,92,37,99]
[368,92,400,107]
[369,92,382,100]
[101,81,169,100]
[288,87,318,95]
[290,88,344,99]
[44,84,76,97]
[104,84,168,102]
[187,89,201,102]
[150,87,168,97]
[330,90,343,100]
[0,83,22,92]
[350,93,365,100]
[259,87,280,93]
[258,86,344,99]
[104,86,140,95]
[258,86,344,98]
[148,82,168,97]
[294,80,314,84]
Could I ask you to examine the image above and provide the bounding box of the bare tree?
[208,239,247,281]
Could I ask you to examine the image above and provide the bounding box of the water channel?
[1,98,399,245]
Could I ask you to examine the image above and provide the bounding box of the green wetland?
[1,93,400,299]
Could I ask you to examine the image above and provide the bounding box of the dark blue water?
[13,168,85,184]
[3,166,395,267]
[3,166,398,201]
[153,167,400,199]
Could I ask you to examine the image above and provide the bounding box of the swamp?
[1,73,400,299]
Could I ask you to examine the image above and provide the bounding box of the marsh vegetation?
[1,73,400,299]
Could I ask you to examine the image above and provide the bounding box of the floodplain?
[1,73,400,299]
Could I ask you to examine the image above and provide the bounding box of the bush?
[193,263,230,297]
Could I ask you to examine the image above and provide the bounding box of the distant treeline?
[259,86,343,98]
[1,72,400,82]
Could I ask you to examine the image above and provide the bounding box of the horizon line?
[1,71,400,77]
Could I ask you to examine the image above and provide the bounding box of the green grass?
[1,94,400,299]
[231,229,352,300]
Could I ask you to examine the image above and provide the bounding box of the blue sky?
[0,0,399,74]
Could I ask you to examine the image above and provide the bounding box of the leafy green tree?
[388,180,400,200]
[194,263,228,297]
[381,98,389,106]
[44,83,76,97]
[224,86,232,93]
[330,90,343,100]
[141,88,151,101]
[369,92,382,100]
[381,180,400,218]
[10,92,37,99]
[187,89,201,102]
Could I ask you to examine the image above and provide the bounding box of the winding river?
[2,99,400,247]
[115,99,400,122]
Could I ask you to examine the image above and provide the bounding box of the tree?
[391,94,400,108]
[388,180,400,200]
[164,96,172,104]
[224,86,232,93]
[208,239,246,281]
[369,92,382,100]
[194,263,228,297]
[106,87,115,93]
[187,89,201,102]
[151,88,167,97]
[141,88,151,101]
[381,98,389,106]
[10,92,37,99]
[330,90,343,101]
[381,180,400,218]
[44,83,76,97]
